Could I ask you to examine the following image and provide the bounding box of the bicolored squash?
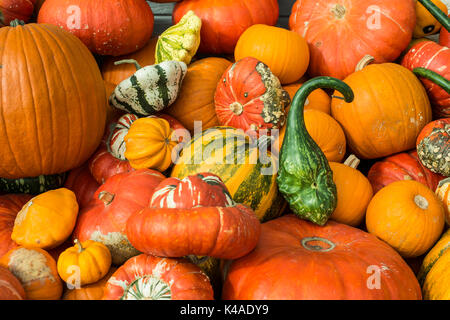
[109,114,139,160]
[0,173,67,195]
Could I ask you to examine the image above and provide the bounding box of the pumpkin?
[72,169,165,265]
[277,77,354,226]
[331,56,432,159]
[155,10,202,65]
[275,109,347,163]
[401,41,450,118]
[0,194,32,258]
[0,266,25,300]
[64,164,100,209]
[103,254,213,300]
[0,0,35,26]
[124,117,179,172]
[0,172,67,195]
[173,0,279,55]
[234,24,309,85]
[38,0,154,56]
[62,267,116,300]
[436,177,450,226]
[11,188,79,250]
[416,118,449,176]
[418,228,450,300]
[0,246,63,300]
[329,155,373,227]
[366,180,445,258]
[214,57,289,135]
[222,214,422,300]
[171,127,285,222]
[165,57,232,133]
[0,22,106,179]
[57,239,111,287]
[283,82,331,114]
[440,13,450,47]
[367,150,444,194]
[126,173,260,259]
[414,0,448,38]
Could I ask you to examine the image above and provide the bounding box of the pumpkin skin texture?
[64,164,100,209]
[38,0,154,56]
[0,23,107,179]
[222,214,422,300]
[11,188,79,250]
[331,59,432,159]
[57,240,111,287]
[402,41,450,118]
[0,266,26,300]
[0,0,35,26]
[103,254,213,300]
[367,150,443,194]
[440,13,450,47]
[436,177,450,226]
[62,267,116,300]
[0,194,33,258]
[165,57,232,133]
[72,169,165,265]
[329,155,373,227]
[234,24,310,85]
[214,57,290,135]
[414,0,448,38]
[0,246,63,300]
[173,0,279,55]
[418,228,450,300]
[126,173,261,260]
[366,180,445,258]
[289,0,416,80]
[283,82,331,114]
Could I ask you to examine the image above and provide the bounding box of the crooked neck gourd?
[277,77,354,226]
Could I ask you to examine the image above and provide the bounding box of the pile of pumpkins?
[0,0,449,301]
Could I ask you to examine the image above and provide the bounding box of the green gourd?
[277,77,354,225]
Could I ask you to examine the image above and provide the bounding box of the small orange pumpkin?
[62,267,117,300]
[283,82,331,114]
[366,180,445,258]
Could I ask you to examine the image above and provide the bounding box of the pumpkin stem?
[114,59,142,71]
[417,0,450,32]
[355,55,375,72]
[74,239,84,253]
[413,67,450,94]
[331,4,347,19]
[343,154,360,169]
[229,102,244,115]
[301,237,336,252]
[9,19,25,27]
[414,194,429,210]
[98,191,115,205]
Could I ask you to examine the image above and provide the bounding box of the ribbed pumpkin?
[62,267,116,300]
[0,266,26,300]
[402,41,450,118]
[222,215,422,300]
[367,150,444,194]
[329,155,373,227]
[0,23,107,179]
[173,0,279,54]
[366,180,445,258]
[64,164,100,209]
[331,56,432,159]
[418,228,450,300]
[171,127,284,222]
[234,24,309,85]
[436,178,450,226]
[214,57,290,135]
[38,0,154,56]
[0,246,63,300]
[165,57,232,133]
[289,0,416,79]
[283,82,331,114]
[0,0,35,26]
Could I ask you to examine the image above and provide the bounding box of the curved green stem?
[413,67,450,94]
[418,0,450,33]
[114,59,142,70]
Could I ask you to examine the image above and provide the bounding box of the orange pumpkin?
[436,178,450,226]
[165,57,232,133]
[234,24,309,85]
[0,246,63,300]
[331,56,432,159]
[62,267,117,300]
[0,266,26,300]
[329,155,373,227]
[0,23,107,179]
[366,180,445,258]
[283,82,331,114]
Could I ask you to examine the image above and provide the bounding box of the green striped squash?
[0,172,67,195]
[171,126,285,222]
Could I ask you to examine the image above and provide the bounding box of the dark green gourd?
[277,77,354,225]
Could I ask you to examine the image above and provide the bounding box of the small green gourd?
[277,77,354,225]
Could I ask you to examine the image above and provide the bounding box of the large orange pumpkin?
[289,0,416,79]
[331,56,432,159]
[0,23,107,179]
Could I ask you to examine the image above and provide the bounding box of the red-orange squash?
[0,0,35,26]
[0,266,26,300]
[436,177,450,226]
[64,164,100,209]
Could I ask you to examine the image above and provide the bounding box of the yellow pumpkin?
[436,178,450,227]
[124,117,178,172]
[329,155,373,227]
[414,0,448,38]
[11,188,78,250]
[57,239,112,287]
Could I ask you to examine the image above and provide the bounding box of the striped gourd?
[109,59,187,117]
[109,114,139,160]
[0,173,67,195]
[171,126,285,222]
